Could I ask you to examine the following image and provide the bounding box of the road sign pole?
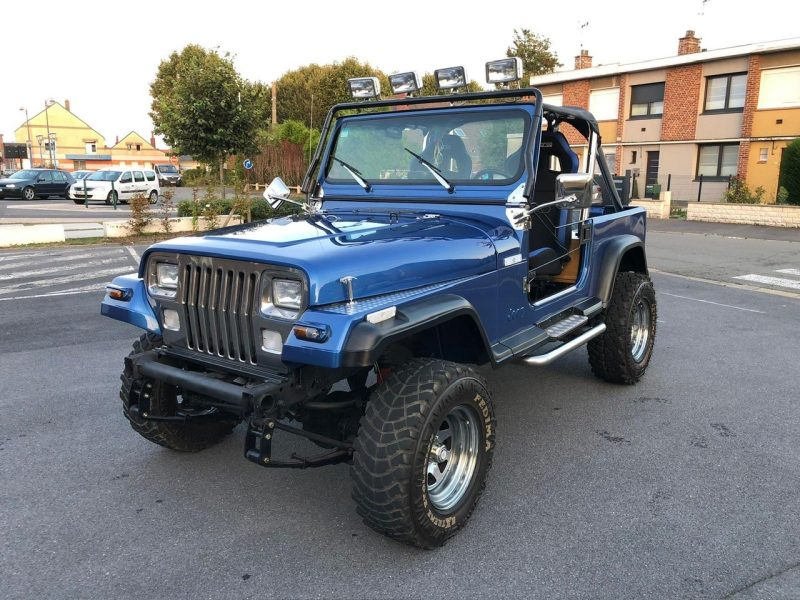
[84,178,88,208]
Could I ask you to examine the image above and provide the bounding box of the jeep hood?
[146,213,498,306]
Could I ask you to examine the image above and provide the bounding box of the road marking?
[126,246,140,265]
[0,266,134,295]
[0,248,124,271]
[0,256,131,281]
[0,284,105,302]
[776,268,800,277]
[733,274,800,291]
[0,249,82,262]
[660,291,765,314]
[650,269,800,301]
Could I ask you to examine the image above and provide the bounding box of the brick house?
[531,32,800,203]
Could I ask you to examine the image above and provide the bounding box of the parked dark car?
[0,168,75,200]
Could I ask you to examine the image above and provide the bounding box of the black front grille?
[182,263,260,364]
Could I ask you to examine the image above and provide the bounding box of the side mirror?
[263,177,290,209]
[554,173,594,209]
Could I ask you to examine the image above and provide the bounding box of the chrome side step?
[523,323,606,366]
[545,314,588,339]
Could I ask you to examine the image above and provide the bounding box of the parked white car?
[69,168,160,205]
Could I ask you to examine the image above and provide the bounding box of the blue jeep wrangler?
[102,78,656,548]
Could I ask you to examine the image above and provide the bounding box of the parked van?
[69,168,160,205]
[154,164,182,186]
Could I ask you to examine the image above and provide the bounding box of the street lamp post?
[19,107,33,169]
[44,99,55,167]
[36,134,44,167]
[48,133,57,168]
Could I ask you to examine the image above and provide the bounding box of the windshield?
[87,171,121,181]
[157,165,178,173]
[9,170,40,179]
[326,108,528,187]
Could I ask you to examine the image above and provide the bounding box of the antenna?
[698,0,709,16]
[578,21,590,49]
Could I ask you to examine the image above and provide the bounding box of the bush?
[177,198,299,222]
[778,138,800,205]
[776,186,790,205]
[723,177,765,204]
[127,193,153,235]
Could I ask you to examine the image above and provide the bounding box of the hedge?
[176,198,299,221]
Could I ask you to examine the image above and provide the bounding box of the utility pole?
[271,82,277,126]
[19,107,33,169]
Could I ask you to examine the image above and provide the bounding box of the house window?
[758,148,768,163]
[630,150,637,164]
[126,143,132,150]
[697,144,739,178]
[542,93,563,106]
[630,83,664,117]
[85,142,97,154]
[758,66,800,109]
[704,73,747,112]
[135,144,141,151]
[74,160,87,170]
[589,88,620,121]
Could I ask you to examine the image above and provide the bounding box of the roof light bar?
[389,71,422,95]
[348,77,381,100]
[486,57,523,84]
[434,66,467,91]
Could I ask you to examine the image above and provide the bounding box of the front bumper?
[127,347,285,414]
[0,188,23,198]
[69,188,108,201]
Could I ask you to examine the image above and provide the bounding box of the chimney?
[150,132,156,148]
[115,135,119,144]
[678,30,701,55]
[64,99,71,112]
[574,49,593,69]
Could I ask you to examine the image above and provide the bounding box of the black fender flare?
[597,235,648,304]
[340,294,493,368]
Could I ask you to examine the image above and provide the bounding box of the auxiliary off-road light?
[162,309,180,331]
[261,330,283,354]
[292,323,330,343]
[389,71,422,95]
[434,66,467,91]
[348,77,381,99]
[485,57,523,84]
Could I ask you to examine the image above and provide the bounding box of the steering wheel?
[472,168,510,181]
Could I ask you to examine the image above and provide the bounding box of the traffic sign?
[243,159,253,170]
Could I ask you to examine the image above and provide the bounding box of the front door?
[645,151,660,198]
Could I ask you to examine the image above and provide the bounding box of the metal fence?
[614,170,733,204]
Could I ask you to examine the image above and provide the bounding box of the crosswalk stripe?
[0,248,126,271]
[775,268,800,277]
[0,284,105,302]
[734,274,800,290]
[0,256,131,281]
[0,249,84,262]
[0,266,134,295]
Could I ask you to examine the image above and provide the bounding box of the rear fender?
[100,273,161,334]
[596,235,648,304]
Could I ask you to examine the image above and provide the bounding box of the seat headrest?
[439,134,472,176]
[539,131,579,174]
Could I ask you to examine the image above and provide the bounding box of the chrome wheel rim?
[630,298,651,363]
[24,188,34,200]
[426,405,480,512]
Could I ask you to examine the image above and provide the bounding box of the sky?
[2,0,797,146]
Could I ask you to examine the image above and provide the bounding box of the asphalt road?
[1,236,799,600]
[0,187,249,223]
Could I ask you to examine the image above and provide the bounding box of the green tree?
[276,58,389,130]
[149,45,270,195]
[778,137,800,205]
[506,28,561,83]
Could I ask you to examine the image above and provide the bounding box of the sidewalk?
[648,218,799,242]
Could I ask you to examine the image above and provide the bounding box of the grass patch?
[670,208,687,219]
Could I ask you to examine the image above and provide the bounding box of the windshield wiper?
[332,157,371,192]
[404,147,454,193]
